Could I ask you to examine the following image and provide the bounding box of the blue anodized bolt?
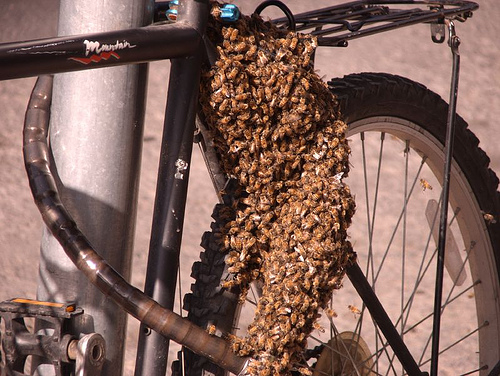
[166,0,179,21]
[219,3,240,22]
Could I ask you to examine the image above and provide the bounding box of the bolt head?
[220,4,240,22]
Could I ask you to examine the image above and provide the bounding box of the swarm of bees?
[199,4,356,375]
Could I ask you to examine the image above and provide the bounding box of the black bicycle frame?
[0,22,199,80]
[0,1,482,376]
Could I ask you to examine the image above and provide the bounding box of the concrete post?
[34,0,153,375]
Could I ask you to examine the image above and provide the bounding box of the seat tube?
[134,1,210,375]
[33,0,153,375]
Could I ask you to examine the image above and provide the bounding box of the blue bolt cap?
[220,4,240,22]
[166,8,178,21]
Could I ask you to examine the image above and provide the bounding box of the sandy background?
[1,0,499,374]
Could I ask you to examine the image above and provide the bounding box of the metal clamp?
[446,19,461,54]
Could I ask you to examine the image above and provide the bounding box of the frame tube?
[134,48,204,376]
[0,23,200,81]
[135,1,210,374]
[347,263,426,376]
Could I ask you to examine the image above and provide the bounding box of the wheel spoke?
[419,321,488,368]
[403,280,478,336]
[349,130,490,375]
[401,141,410,343]
[360,132,386,286]
[373,156,426,284]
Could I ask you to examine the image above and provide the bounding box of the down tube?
[134,52,204,375]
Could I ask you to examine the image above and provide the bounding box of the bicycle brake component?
[0,298,104,376]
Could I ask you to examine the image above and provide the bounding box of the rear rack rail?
[271,1,478,46]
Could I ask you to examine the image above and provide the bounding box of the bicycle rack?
[270,1,478,47]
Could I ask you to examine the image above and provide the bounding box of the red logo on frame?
[69,39,136,65]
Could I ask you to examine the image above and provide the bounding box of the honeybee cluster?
[199,7,356,376]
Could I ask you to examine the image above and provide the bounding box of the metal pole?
[33,0,153,375]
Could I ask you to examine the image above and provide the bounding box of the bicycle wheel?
[177,73,500,376]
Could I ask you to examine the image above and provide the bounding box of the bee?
[210,4,222,18]
[247,160,258,174]
[298,367,313,376]
[265,74,277,87]
[229,27,239,42]
[348,304,361,316]
[264,86,273,101]
[227,66,239,80]
[302,278,311,291]
[237,111,251,121]
[207,324,217,336]
[275,47,288,61]
[312,321,325,333]
[234,92,248,101]
[289,36,299,51]
[278,96,288,108]
[234,41,247,53]
[257,50,268,66]
[279,320,292,333]
[245,44,258,59]
[300,77,311,91]
[295,315,306,329]
[261,211,274,225]
[219,115,231,125]
[218,98,230,112]
[324,307,338,319]
[247,323,260,336]
[221,27,231,40]
[420,178,433,191]
[483,212,497,224]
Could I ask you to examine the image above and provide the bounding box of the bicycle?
[0,0,499,375]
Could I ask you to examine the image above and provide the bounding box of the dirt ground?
[0,0,499,375]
